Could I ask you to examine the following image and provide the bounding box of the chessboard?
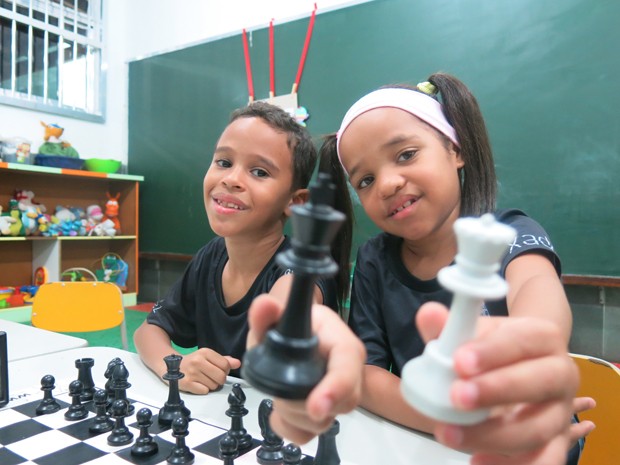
[0,355,349,465]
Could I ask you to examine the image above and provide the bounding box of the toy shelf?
[0,162,143,317]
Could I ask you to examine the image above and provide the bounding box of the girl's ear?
[284,188,309,218]
[449,142,465,169]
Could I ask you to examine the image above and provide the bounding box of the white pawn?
[401,213,516,425]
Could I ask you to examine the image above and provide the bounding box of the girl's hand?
[417,302,579,465]
[247,294,366,444]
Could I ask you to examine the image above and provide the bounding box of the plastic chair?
[31,281,128,350]
[570,353,620,465]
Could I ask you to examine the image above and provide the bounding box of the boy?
[134,102,338,394]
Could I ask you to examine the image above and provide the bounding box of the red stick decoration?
[269,19,275,99]
[292,4,317,94]
[242,28,254,103]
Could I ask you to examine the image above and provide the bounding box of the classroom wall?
[0,0,367,164]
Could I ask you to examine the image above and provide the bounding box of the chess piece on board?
[219,433,238,465]
[256,399,284,464]
[107,399,134,446]
[167,415,195,464]
[242,173,345,399]
[105,357,122,400]
[401,213,516,424]
[226,383,253,451]
[158,354,191,427]
[89,389,114,434]
[111,361,135,415]
[282,443,303,465]
[75,357,96,402]
[314,420,341,465]
[131,407,159,457]
[64,379,88,421]
[35,374,61,415]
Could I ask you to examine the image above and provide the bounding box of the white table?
[0,319,88,361]
[6,346,471,464]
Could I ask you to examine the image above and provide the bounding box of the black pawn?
[256,399,283,464]
[64,380,89,421]
[89,389,114,434]
[242,173,345,399]
[158,354,191,427]
[219,433,238,465]
[226,383,252,451]
[75,357,96,402]
[36,374,61,415]
[166,416,194,465]
[111,362,134,415]
[314,420,340,465]
[131,408,158,457]
[283,443,302,465]
[107,399,134,446]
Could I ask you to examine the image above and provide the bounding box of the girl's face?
[339,107,464,242]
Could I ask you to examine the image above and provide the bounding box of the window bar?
[27,2,33,98]
[10,5,17,93]
[57,0,63,106]
[43,0,49,100]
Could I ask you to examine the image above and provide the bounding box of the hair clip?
[416,81,437,96]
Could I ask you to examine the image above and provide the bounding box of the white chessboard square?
[0,408,30,428]
[162,419,226,448]
[33,408,95,429]
[7,429,80,460]
[82,424,142,454]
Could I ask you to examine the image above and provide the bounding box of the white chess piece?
[401,213,517,424]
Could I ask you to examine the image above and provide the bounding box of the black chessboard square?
[115,436,175,465]
[0,419,52,445]
[129,414,172,435]
[0,447,28,465]
[58,417,101,441]
[193,433,260,459]
[33,441,107,465]
[12,399,70,418]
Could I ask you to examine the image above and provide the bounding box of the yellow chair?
[31,281,128,350]
[570,353,620,465]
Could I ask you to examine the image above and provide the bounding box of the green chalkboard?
[129,0,620,276]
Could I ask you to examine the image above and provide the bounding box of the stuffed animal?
[0,206,17,236]
[90,218,116,237]
[14,189,46,213]
[104,192,121,233]
[7,200,24,236]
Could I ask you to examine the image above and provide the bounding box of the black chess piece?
[107,399,134,446]
[226,383,252,451]
[105,357,123,399]
[75,357,96,402]
[219,433,238,465]
[89,389,114,434]
[111,361,135,415]
[131,407,159,457]
[242,173,345,399]
[166,415,195,464]
[64,379,89,421]
[282,443,302,465]
[314,420,340,465]
[35,374,61,415]
[256,399,284,464]
[158,354,191,427]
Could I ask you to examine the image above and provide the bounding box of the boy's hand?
[177,348,241,394]
[417,302,580,465]
[247,294,366,444]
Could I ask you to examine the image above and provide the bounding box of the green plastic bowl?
[84,158,121,173]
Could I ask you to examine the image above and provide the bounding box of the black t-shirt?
[147,236,338,378]
[348,209,561,377]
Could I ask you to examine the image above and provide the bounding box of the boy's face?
[339,107,463,242]
[204,117,298,238]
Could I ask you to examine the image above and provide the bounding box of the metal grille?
[0,0,104,121]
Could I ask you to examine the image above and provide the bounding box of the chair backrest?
[31,282,127,350]
[570,353,620,465]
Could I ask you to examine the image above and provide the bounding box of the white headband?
[336,88,459,170]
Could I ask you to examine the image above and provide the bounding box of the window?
[0,0,104,122]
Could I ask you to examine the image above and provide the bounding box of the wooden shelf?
[0,162,143,300]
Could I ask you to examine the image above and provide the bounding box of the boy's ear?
[284,188,309,217]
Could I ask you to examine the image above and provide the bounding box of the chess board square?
[12,399,70,418]
[8,429,79,461]
[0,419,51,445]
[0,409,31,430]
[114,436,175,465]
[0,447,29,465]
[33,441,107,465]
[193,434,260,460]
[59,417,102,441]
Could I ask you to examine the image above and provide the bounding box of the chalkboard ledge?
[562,275,620,288]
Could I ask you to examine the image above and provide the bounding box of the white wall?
[0,0,368,167]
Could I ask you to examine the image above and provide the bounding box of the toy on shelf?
[0,287,12,309]
[95,253,128,289]
[61,267,97,282]
[33,266,48,286]
[85,204,115,236]
[104,192,121,233]
[14,189,47,213]
[0,206,17,236]
[38,122,80,158]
